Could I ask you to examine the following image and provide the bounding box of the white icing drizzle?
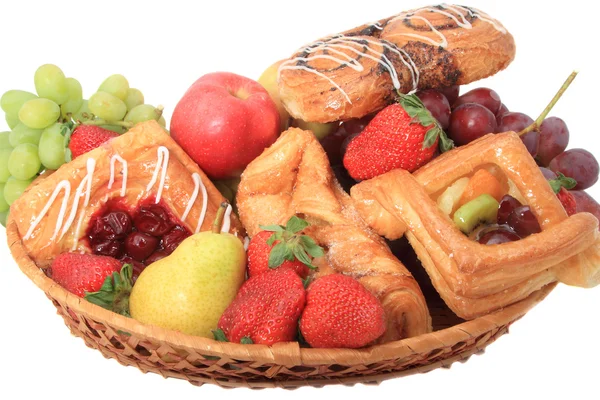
[221,203,233,233]
[60,158,96,239]
[146,146,170,203]
[194,173,209,233]
[108,155,128,197]
[24,180,71,241]
[182,172,201,222]
[279,4,507,105]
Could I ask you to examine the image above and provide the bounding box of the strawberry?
[247,215,324,279]
[300,274,386,349]
[549,172,578,216]
[50,253,123,297]
[68,125,119,159]
[343,94,453,180]
[215,267,306,345]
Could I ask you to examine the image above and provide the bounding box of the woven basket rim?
[6,216,556,367]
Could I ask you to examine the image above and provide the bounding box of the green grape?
[88,92,127,121]
[39,125,66,170]
[60,77,83,117]
[158,115,166,128]
[73,100,92,122]
[100,124,126,134]
[4,176,33,205]
[124,88,144,111]
[5,113,19,129]
[0,131,10,148]
[98,74,129,101]
[9,143,41,180]
[0,148,12,182]
[0,209,9,227]
[1,90,37,117]
[18,98,60,129]
[34,64,69,104]
[124,104,160,124]
[9,123,43,146]
[0,183,9,212]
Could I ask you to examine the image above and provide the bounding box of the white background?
[0,1,598,399]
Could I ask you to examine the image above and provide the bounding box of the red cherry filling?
[125,232,159,261]
[507,206,541,238]
[86,199,191,279]
[134,204,174,236]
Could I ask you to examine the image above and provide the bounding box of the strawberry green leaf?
[292,246,318,270]
[302,275,313,289]
[240,337,254,345]
[299,235,325,258]
[212,329,229,342]
[259,223,285,232]
[266,231,284,246]
[423,127,440,149]
[286,215,309,234]
[64,148,72,163]
[438,130,455,153]
[84,263,133,317]
[268,242,288,268]
[549,172,577,194]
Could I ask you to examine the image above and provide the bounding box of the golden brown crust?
[278,4,515,123]
[236,128,431,342]
[350,132,600,319]
[11,121,244,268]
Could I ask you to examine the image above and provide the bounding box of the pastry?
[277,4,515,123]
[236,127,431,342]
[350,132,600,319]
[10,121,244,269]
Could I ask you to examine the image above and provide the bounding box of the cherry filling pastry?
[87,199,191,279]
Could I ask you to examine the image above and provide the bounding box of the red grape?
[416,90,451,130]
[495,103,509,124]
[520,130,540,158]
[341,114,374,135]
[549,149,599,190]
[448,103,497,145]
[537,117,570,166]
[498,195,522,225]
[507,206,541,237]
[539,167,557,180]
[438,85,460,105]
[320,126,352,167]
[478,228,521,245]
[570,190,600,221]
[496,112,533,133]
[453,87,502,114]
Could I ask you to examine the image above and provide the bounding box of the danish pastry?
[10,121,244,269]
[351,132,600,319]
[236,127,431,342]
[277,4,515,123]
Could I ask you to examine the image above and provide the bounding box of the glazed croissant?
[277,4,515,123]
[236,128,431,342]
[351,132,600,319]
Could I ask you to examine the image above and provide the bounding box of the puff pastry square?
[351,132,600,319]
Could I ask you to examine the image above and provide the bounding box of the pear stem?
[518,71,578,136]
[212,202,229,233]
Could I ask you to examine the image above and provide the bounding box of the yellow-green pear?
[129,203,246,337]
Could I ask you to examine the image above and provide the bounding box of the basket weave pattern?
[8,218,555,388]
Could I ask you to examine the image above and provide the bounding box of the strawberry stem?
[518,71,578,137]
[212,202,229,233]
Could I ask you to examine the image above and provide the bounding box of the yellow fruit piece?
[437,177,470,216]
[459,169,505,207]
[453,194,500,234]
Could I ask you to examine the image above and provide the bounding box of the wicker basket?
[7,216,555,388]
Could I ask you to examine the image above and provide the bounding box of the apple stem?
[518,71,578,137]
[212,202,229,234]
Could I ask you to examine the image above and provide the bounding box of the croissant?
[351,132,600,319]
[236,128,431,342]
[277,4,515,123]
[10,121,244,268]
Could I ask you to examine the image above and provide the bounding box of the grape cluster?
[0,64,165,226]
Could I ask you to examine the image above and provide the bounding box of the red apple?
[170,72,280,179]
